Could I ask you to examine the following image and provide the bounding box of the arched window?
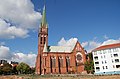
[59,56,63,67]
[43,37,46,44]
[44,58,46,66]
[51,56,56,68]
[66,56,70,67]
[40,37,42,44]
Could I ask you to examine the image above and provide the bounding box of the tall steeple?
[41,5,47,27]
[39,4,48,50]
[36,4,48,75]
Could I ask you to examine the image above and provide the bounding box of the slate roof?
[43,40,77,53]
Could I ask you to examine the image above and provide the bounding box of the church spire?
[41,5,47,27]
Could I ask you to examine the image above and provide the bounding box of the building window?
[51,56,56,68]
[94,56,98,60]
[104,55,105,58]
[96,67,100,71]
[59,56,63,67]
[111,54,112,57]
[106,66,108,69]
[116,48,119,52]
[101,56,103,58]
[95,62,99,65]
[44,37,46,44]
[40,37,42,44]
[113,54,118,57]
[95,62,99,64]
[103,50,106,54]
[113,65,115,68]
[105,60,107,63]
[43,58,46,66]
[45,58,46,66]
[76,54,82,61]
[108,49,111,53]
[66,56,70,67]
[115,59,119,63]
[113,48,118,52]
[99,51,102,54]
[116,65,120,68]
[112,59,114,63]
[94,52,97,55]
[102,61,104,64]
[103,66,104,69]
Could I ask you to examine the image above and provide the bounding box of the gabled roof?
[43,40,77,53]
[92,43,120,52]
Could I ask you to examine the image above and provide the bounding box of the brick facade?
[35,6,86,75]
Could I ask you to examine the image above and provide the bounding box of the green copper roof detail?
[41,5,47,27]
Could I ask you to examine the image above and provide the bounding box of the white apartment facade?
[92,43,120,74]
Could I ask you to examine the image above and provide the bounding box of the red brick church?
[35,5,87,75]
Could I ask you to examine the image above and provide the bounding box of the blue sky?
[33,0,120,50]
[0,0,120,66]
[34,0,120,40]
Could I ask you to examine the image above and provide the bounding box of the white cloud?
[0,0,41,39]
[103,35,109,40]
[82,38,120,53]
[81,42,88,47]
[0,46,12,60]
[12,53,37,67]
[82,41,101,53]
[0,19,28,39]
[58,37,101,53]
[58,37,120,53]
[58,37,78,47]
[101,39,120,46]
[0,45,37,67]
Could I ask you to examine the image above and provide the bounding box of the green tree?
[1,63,12,75]
[88,53,93,60]
[85,53,94,74]
[84,61,94,74]
[30,67,35,74]
[16,62,30,74]
[12,66,18,75]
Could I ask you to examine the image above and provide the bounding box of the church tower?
[35,5,48,75]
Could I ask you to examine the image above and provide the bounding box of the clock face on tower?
[76,52,83,62]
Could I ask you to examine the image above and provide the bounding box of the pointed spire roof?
[41,5,47,28]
